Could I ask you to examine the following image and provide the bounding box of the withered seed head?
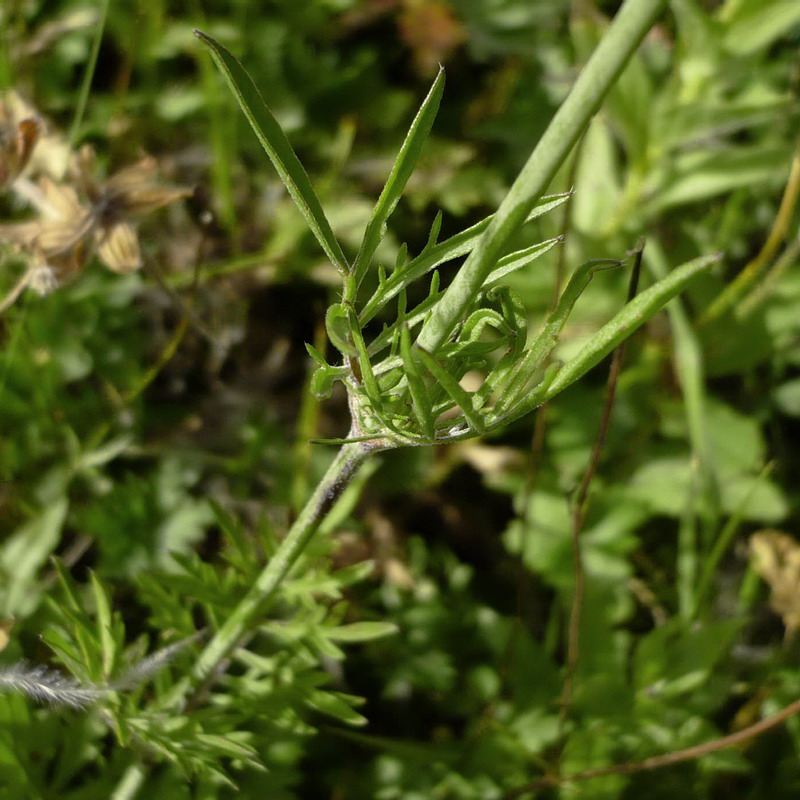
[1,145,191,286]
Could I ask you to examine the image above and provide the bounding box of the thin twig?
[700,142,800,325]
[69,0,109,147]
[143,255,214,343]
[561,239,643,716]
[505,154,578,674]
[506,692,800,798]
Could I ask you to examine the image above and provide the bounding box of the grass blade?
[195,30,349,274]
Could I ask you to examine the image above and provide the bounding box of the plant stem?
[183,439,375,693]
[69,0,109,148]
[115,439,379,800]
[561,242,643,717]
[416,0,665,353]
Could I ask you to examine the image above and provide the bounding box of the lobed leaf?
[359,194,570,325]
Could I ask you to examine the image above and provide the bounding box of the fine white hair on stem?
[0,631,203,709]
[0,663,107,709]
[113,630,205,690]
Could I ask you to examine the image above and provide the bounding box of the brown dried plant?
[0,94,190,305]
[750,529,800,640]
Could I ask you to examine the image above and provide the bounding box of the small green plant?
[3,0,748,795]
[183,0,716,700]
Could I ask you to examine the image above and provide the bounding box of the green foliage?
[1,0,800,798]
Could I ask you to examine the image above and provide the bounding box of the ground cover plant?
[1,0,800,798]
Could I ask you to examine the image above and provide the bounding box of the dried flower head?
[71,146,192,273]
[0,94,41,190]
[0,90,69,185]
[750,529,800,639]
[1,178,91,284]
[0,145,191,287]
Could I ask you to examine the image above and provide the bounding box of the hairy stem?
[114,439,378,800]
[184,439,374,693]
[416,0,665,353]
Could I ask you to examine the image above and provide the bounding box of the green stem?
[416,0,666,353]
[69,0,109,148]
[185,439,374,691]
[112,438,378,800]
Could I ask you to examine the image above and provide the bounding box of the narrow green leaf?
[401,324,436,441]
[194,30,349,273]
[394,243,408,272]
[415,347,486,435]
[345,303,383,408]
[722,0,800,55]
[306,342,348,398]
[40,628,85,677]
[196,733,262,763]
[309,367,336,399]
[485,236,563,286]
[331,560,376,587]
[541,254,720,403]
[90,572,115,680]
[359,194,570,325]
[49,559,82,613]
[643,144,790,217]
[325,303,355,356]
[0,498,68,617]
[350,68,445,290]
[477,287,528,403]
[495,259,621,415]
[305,342,330,368]
[426,211,443,248]
[306,690,368,726]
[311,434,390,445]
[326,621,399,643]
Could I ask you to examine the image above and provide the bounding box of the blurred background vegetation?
[1,0,800,797]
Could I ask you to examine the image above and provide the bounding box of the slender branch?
[700,142,800,325]
[69,0,109,147]
[416,0,665,353]
[561,241,642,715]
[506,692,800,798]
